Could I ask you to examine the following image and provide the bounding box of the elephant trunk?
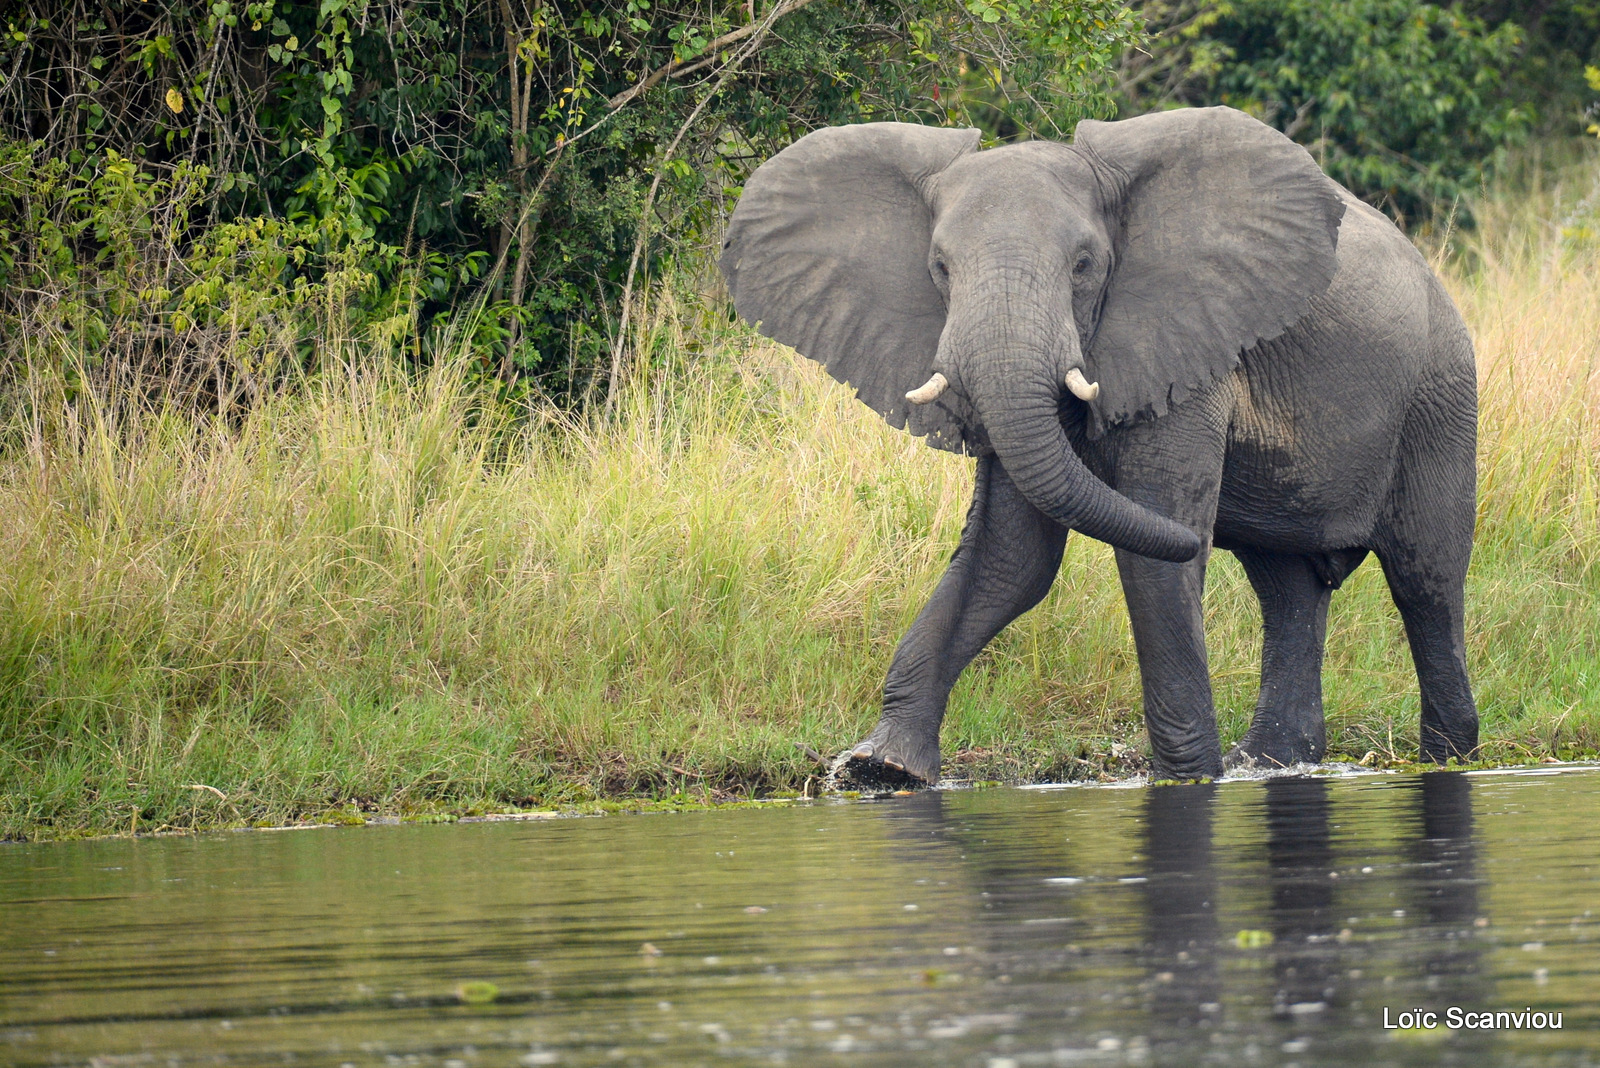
[972,358,1200,563]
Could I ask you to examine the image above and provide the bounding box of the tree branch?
[602,0,799,410]
[605,0,821,111]
[1282,96,1317,140]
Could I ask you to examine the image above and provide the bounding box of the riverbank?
[2,150,1597,842]
[17,758,1554,843]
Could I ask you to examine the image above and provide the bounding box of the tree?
[0,0,1143,403]
[1121,0,1530,223]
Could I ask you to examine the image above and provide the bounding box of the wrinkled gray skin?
[719,107,1477,784]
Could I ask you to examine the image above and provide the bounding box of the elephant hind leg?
[839,454,1069,788]
[1374,362,1478,763]
[1226,549,1348,769]
[1376,547,1477,762]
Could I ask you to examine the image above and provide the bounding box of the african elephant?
[719,106,1478,784]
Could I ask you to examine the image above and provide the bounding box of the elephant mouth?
[908,303,1194,563]
[908,367,1100,406]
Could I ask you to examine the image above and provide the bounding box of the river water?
[4,767,1599,1066]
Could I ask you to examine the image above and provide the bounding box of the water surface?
[5,768,1600,1066]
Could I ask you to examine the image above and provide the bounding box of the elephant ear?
[720,122,984,454]
[1075,106,1345,435]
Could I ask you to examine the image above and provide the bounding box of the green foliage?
[1122,0,1532,222]
[1468,0,1600,134]
[926,0,1143,140]
[3,0,1594,398]
[0,136,480,407]
[0,0,1144,404]
[1588,64,1600,135]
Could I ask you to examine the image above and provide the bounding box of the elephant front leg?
[841,455,1069,788]
[1116,546,1223,780]
[1104,392,1229,782]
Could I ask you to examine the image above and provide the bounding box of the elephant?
[718,106,1478,784]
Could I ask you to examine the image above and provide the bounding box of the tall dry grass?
[2,147,1598,838]
[1438,148,1600,751]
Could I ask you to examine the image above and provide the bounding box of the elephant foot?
[1419,723,1478,765]
[833,722,941,790]
[1224,729,1324,773]
[1146,739,1225,783]
[1148,759,1224,783]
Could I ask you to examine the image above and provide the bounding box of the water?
[4,768,1600,1067]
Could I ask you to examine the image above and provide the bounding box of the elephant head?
[719,107,1345,563]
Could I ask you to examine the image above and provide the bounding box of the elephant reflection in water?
[875,774,1486,1055]
[1261,777,1340,1023]
[1140,774,1489,1051]
[1138,783,1222,1045]
[1398,773,1489,1014]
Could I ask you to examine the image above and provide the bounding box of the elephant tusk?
[905,372,949,404]
[1065,367,1100,402]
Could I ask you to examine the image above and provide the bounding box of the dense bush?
[1,0,1597,407]
[0,0,1137,402]
[1472,0,1600,128]
[1121,0,1534,223]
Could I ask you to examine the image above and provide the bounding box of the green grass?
[2,149,1599,839]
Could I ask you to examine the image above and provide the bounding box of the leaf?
[455,980,499,1004]
[165,88,184,114]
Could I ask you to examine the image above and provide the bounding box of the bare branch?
[603,0,802,410]
[1282,96,1317,140]
[605,0,821,111]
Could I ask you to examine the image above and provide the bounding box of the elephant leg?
[1107,388,1230,781]
[842,454,1068,787]
[1377,548,1476,762]
[1226,549,1338,768]
[1115,544,1220,781]
[1374,364,1478,762]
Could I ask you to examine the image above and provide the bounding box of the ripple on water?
[5,768,1600,1065]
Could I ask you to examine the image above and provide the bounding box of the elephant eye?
[1072,252,1093,277]
[934,259,949,278]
